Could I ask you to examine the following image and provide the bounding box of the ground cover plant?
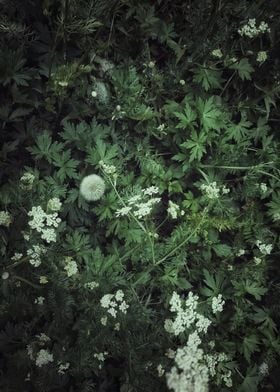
[1,0,280,391]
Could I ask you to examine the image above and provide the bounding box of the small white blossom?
[259,362,269,376]
[211,49,223,58]
[41,227,57,243]
[47,198,62,212]
[99,160,116,175]
[11,252,23,261]
[0,211,12,227]
[238,18,270,38]
[237,249,245,256]
[2,271,9,280]
[157,364,165,377]
[84,281,99,290]
[257,51,268,63]
[259,183,268,193]
[80,174,105,201]
[36,333,50,343]
[34,296,45,305]
[39,276,48,284]
[212,294,225,314]
[64,257,78,277]
[114,322,120,331]
[91,90,97,97]
[20,172,35,190]
[142,186,159,196]
[58,362,70,375]
[256,240,273,255]
[101,316,108,326]
[115,206,132,217]
[35,349,54,367]
[179,79,185,85]
[27,245,46,267]
[167,200,180,219]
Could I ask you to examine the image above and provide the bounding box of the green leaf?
[213,243,232,257]
[181,131,207,162]
[242,335,260,362]
[174,103,197,129]
[193,65,222,91]
[196,97,223,132]
[230,58,254,81]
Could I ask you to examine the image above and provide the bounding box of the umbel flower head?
[80,174,105,201]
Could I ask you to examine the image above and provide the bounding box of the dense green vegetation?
[1,0,280,391]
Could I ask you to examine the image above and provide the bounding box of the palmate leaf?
[181,131,207,162]
[226,117,252,142]
[230,58,254,81]
[193,65,223,91]
[174,102,197,129]
[196,97,223,132]
[242,334,260,362]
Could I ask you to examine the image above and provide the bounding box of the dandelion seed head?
[80,174,105,201]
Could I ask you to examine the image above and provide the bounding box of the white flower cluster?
[166,331,209,392]
[58,362,70,375]
[28,202,62,243]
[211,49,223,58]
[27,244,47,267]
[167,201,185,219]
[20,172,35,190]
[164,292,211,336]
[94,352,108,369]
[259,362,269,376]
[34,296,45,305]
[11,252,23,261]
[238,18,270,38]
[80,174,106,201]
[0,211,12,227]
[257,51,268,63]
[165,292,231,391]
[35,349,54,367]
[256,240,273,255]
[84,281,99,290]
[200,182,230,199]
[99,160,116,175]
[64,256,78,277]
[36,333,50,343]
[116,186,161,219]
[211,294,225,314]
[100,289,129,318]
[47,197,62,212]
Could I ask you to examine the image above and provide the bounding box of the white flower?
[256,240,273,255]
[142,186,159,196]
[36,333,50,343]
[179,79,185,85]
[27,245,46,267]
[114,322,120,331]
[101,316,108,326]
[34,296,45,305]
[115,289,124,302]
[259,362,269,376]
[100,294,114,308]
[39,276,48,284]
[91,90,97,97]
[84,281,99,290]
[41,227,57,243]
[119,301,129,314]
[212,294,225,314]
[127,195,142,205]
[2,271,9,280]
[257,51,268,63]
[0,211,12,227]
[157,364,165,377]
[47,198,62,212]
[238,18,270,38]
[64,257,78,277]
[11,252,23,261]
[167,201,180,219]
[259,182,268,193]
[254,256,262,265]
[28,206,46,232]
[237,249,245,256]
[79,174,106,201]
[35,349,54,367]
[211,49,223,58]
[115,206,132,217]
[20,172,35,190]
[99,160,116,174]
[58,362,70,375]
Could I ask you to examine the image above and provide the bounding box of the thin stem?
[156,208,208,266]
[220,71,236,97]
[13,275,41,289]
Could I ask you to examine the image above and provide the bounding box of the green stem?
[13,275,41,289]
[156,208,208,266]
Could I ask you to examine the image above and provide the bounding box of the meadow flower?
[0,211,12,227]
[79,174,106,201]
[64,257,78,277]
[35,349,54,367]
[257,51,268,63]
